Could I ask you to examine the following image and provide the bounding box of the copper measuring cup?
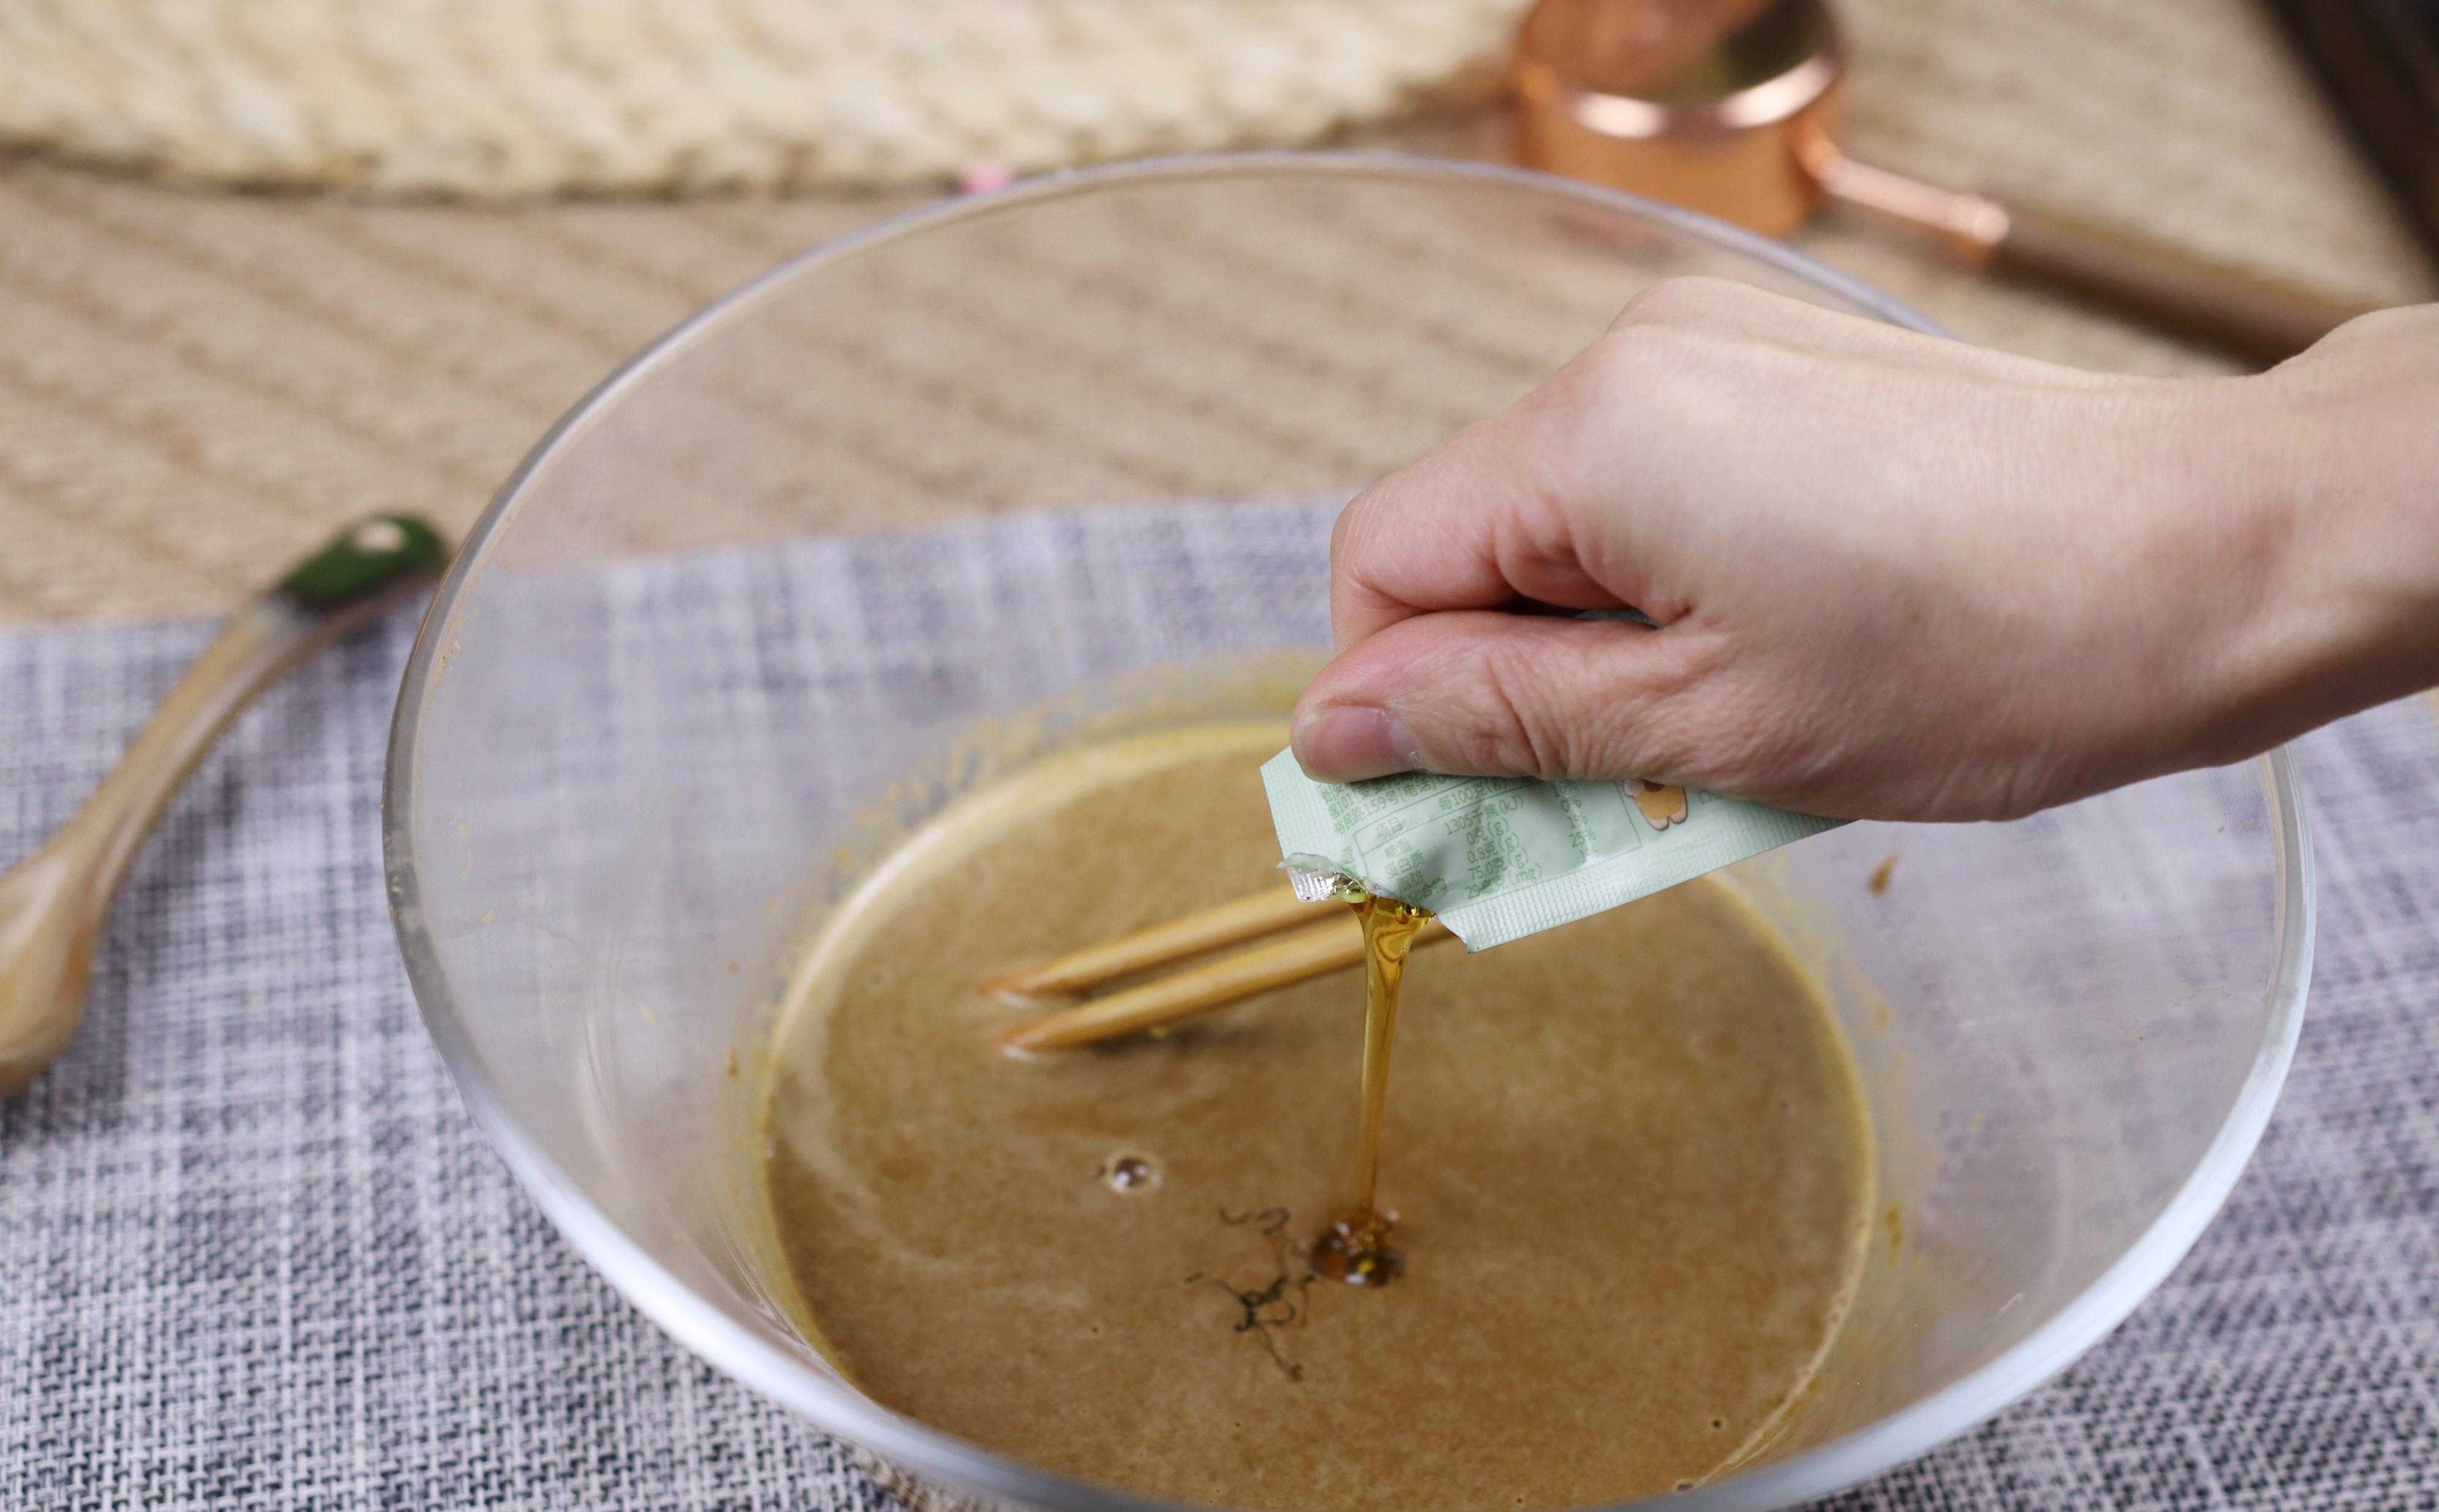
[1512,0,2375,364]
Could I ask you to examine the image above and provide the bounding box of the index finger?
[1328,359,1642,651]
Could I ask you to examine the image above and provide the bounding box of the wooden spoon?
[0,515,447,1098]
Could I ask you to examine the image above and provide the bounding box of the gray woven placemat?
[2,544,2435,1508]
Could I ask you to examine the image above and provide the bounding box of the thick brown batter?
[762,724,1873,1510]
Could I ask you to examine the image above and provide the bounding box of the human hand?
[1291,280,2439,821]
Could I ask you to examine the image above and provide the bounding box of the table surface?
[2,6,2436,1509]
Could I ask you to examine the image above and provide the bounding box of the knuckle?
[1426,627,1725,783]
[1702,709,1807,792]
[1579,316,1703,412]
[1608,275,1752,334]
[1426,637,1564,776]
[1456,635,1644,780]
[2304,303,2430,351]
[1628,657,1802,790]
[1595,694,1713,785]
[1483,643,1567,774]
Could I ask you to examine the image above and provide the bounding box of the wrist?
[2181,312,2439,758]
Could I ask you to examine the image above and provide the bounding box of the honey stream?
[1308,889,1430,1286]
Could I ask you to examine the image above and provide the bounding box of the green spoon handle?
[64,513,448,904]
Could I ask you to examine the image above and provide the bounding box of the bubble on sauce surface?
[1101,1154,1158,1192]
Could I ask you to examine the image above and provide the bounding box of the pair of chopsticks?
[991,885,1453,1052]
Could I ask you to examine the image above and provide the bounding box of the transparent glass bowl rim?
[382,151,2315,1512]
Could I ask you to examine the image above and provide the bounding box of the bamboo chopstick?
[985,885,1316,1004]
[998,912,1455,1052]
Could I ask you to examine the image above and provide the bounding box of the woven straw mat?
[0,0,2433,626]
[0,1,1525,195]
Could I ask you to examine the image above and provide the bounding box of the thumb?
[1290,612,1699,784]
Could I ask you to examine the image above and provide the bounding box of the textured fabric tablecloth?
[3,588,2437,1510]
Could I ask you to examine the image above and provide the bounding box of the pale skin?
[1291,279,2439,821]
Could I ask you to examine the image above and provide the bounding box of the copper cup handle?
[1800,135,2375,365]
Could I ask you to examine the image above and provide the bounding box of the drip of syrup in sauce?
[1309,888,1430,1286]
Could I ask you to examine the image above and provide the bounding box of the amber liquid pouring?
[1309,891,1429,1286]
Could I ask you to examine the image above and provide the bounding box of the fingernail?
[1292,705,1419,782]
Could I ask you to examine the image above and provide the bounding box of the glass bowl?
[384,154,2310,1511]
